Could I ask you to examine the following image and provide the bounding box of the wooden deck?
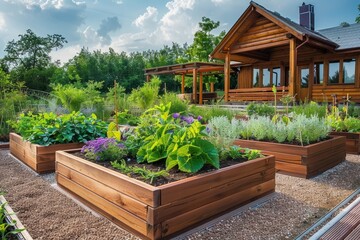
[308,196,360,240]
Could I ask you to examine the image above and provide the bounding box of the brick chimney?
[299,2,315,30]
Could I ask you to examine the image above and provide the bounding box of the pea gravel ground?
[1,149,360,240]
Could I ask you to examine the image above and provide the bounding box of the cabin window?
[301,68,309,88]
[263,68,271,87]
[314,62,324,84]
[253,68,260,87]
[272,67,281,86]
[329,61,340,84]
[343,59,355,84]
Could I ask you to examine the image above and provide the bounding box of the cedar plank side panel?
[57,163,148,220]
[234,136,346,178]
[161,180,275,238]
[9,132,83,173]
[331,132,360,154]
[56,174,150,237]
[158,156,274,205]
[56,150,275,240]
[150,167,275,225]
[56,151,160,207]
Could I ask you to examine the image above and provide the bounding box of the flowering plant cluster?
[81,137,127,162]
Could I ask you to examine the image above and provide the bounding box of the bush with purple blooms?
[81,137,127,162]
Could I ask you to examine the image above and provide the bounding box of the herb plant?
[8,112,108,146]
[0,195,25,240]
[81,137,127,162]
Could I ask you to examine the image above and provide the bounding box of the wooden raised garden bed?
[55,150,275,240]
[234,136,346,178]
[0,195,33,240]
[9,132,84,173]
[0,143,9,149]
[330,131,360,154]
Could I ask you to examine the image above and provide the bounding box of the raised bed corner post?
[224,50,230,102]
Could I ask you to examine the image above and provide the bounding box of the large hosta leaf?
[193,139,219,169]
[176,144,205,173]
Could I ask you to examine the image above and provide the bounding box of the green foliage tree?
[2,29,67,91]
[356,4,360,23]
[180,17,226,90]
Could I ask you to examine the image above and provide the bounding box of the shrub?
[291,101,326,118]
[207,116,241,150]
[128,77,160,110]
[246,103,275,117]
[159,92,188,114]
[189,105,237,122]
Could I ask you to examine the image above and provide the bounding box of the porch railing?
[228,86,289,102]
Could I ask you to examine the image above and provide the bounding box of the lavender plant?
[81,137,127,162]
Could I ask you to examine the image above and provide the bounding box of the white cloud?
[0,13,6,30]
[113,0,122,4]
[133,6,158,28]
[72,0,85,6]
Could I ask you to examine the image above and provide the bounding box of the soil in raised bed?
[72,152,249,187]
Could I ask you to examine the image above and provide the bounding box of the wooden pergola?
[144,62,227,104]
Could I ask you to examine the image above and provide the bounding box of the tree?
[2,29,67,91]
[187,17,225,62]
[3,29,67,70]
[356,4,360,23]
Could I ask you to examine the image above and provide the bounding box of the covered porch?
[145,62,227,104]
[211,2,360,103]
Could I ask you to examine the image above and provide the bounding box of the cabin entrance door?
[298,66,310,102]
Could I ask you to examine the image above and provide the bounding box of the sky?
[0,0,359,64]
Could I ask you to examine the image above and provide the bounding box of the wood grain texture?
[56,150,275,240]
[330,132,360,154]
[234,136,346,178]
[9,132,83,173]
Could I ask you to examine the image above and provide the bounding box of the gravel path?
[1,149,360,240]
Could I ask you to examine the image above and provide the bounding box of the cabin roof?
[250,1,338,48]
[211,1,360,60]
[319,23,360,50]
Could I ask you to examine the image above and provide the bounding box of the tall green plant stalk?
[272,85,277,115]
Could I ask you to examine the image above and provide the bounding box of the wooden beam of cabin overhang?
[230,39,289,54]
[233,51,270,61]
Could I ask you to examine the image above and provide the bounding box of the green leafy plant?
[0,195,25,240]
[135,103,219,173]
[111,160,169,184]
[292,101,326,118]
[220,145,263,161]
[8,112,108,145]
[128,77,160,111]
[159,92,189,114]
[115,110,140,126]
[189,105,237,122]
[246,103,275,118]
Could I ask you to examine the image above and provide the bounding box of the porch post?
[193,69,198,103]
[289,38,297,97]
[210,82,214,92]
[146,75,151,82]
[181,73,185,94]
[224,51,230,102]
[199,72,203,105]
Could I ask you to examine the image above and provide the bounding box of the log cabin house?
[211,1,360,103]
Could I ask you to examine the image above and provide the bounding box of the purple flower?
[173,113,180,119]
[197,115,203,121]
[206,126,211,133]
[81,137,117,154]
[185,116,194,124]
